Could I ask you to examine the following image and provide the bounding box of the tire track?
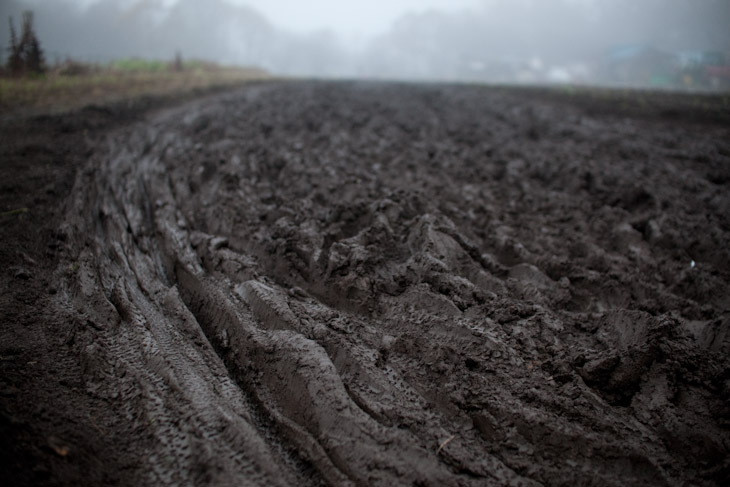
[58,81,730,486]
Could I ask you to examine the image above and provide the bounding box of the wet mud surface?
[3,81,730,485]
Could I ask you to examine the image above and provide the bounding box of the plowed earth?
[2,81,729,486]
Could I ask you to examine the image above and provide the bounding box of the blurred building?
[602,45,677,88]
[677,50,730,89]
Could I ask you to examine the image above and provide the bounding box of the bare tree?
[6,16,23,75]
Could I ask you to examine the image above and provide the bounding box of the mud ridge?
[53,81,730,486]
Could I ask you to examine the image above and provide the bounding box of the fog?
[2,0,730,87]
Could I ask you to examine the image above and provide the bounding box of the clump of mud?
[57,82,729,485]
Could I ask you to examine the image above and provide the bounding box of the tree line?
[6,10,44,75]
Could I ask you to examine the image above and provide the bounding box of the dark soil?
[2,81,729,486]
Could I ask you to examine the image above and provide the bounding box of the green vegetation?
[109,58,170,72]
[1,207,29,219]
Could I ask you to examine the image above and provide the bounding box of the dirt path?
[2,81,729,486]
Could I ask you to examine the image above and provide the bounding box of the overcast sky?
[230,0,481,36]
[44,0,484,38]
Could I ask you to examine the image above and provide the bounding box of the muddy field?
[2,81,730,486]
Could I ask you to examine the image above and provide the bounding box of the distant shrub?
[183,59,222,72]
[54,59,94,76]
[172,51,184,72]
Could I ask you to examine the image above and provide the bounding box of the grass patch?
[109,58,170,72]
[1,207,29,218]
[0,59,270,115]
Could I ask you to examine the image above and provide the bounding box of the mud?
[3,81,730,486]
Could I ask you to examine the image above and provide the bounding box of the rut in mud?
[55,81,729,486]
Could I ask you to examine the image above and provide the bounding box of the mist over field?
[2,0,729,86]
